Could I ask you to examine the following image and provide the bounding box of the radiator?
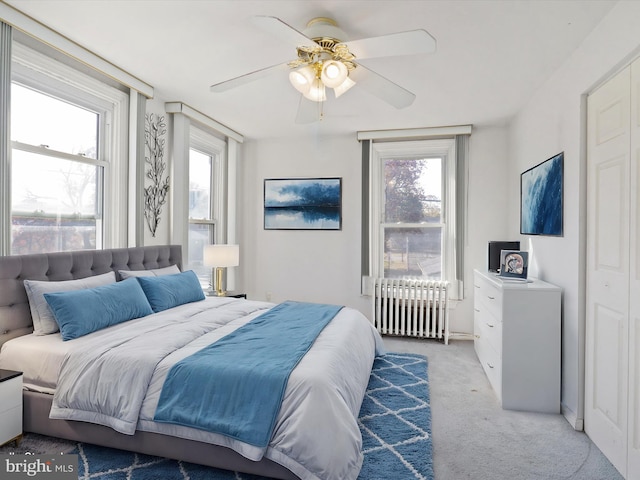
[372,278,450,345]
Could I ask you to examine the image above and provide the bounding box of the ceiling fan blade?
[210,63,291,92]
[349,64,416,109]
[341,29,436,60]
[295,95,324,124]
[251,15,318,48]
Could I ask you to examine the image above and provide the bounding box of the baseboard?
[447,332,475,341]
[562,403,584,431]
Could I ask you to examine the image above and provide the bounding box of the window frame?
[188,127,226,240]
[186,126,226,280]
[368,138,459,298]
[6,42,129,252]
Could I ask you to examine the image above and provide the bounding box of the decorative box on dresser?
[473,270,561,413]
[0,369,23,446]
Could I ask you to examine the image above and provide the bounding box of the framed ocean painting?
[520,152,563,236]
[264,177,342,230]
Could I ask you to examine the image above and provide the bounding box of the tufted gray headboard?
[0,245,182,347]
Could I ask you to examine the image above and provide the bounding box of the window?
[7,43,128,255]
[187,128,225,285]
[382,156,443,279]
[368,139,461,297]
[11,83,105,255]
[165,103,240,289]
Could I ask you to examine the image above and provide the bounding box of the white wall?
[462,126,511,332]
[239,134,368,312]
[507,0,640,429]
[238,126,509,334]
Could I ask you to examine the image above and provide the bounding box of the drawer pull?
[486,323,494,328]
[486,362,495,369]
[474,284,480,288]
[474,308,480,312]
[487,296,495,300]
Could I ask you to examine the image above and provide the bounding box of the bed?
[0,245,383,480]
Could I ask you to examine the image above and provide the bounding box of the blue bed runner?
[153,301,343,447]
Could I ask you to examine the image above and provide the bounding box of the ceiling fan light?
[303,78,327,102]
[321,60,348,88]
[333,76,356,98]
[289,66,315,94]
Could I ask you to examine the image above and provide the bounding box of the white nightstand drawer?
[0,375,22,410]
[0,370,23,446]
[0,405,22,445]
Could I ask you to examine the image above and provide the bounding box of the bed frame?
[0,245,298,480]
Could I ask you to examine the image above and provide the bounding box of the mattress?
[0,332,71,393]
[0,295,384,480]
[0,296,272,394]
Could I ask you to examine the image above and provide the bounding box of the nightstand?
[206,291,247,299]
[225,292,247,299]
[0,369,23,446]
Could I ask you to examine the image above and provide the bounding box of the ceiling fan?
[210,16,436,122]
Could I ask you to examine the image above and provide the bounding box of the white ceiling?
[5,0,616,140]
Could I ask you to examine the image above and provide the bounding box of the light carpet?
[2,352,433,480]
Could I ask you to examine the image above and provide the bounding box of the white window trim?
[166,102,241,291]
[366,138,459,299]
[189,127,226,244]
[11,42,129,249]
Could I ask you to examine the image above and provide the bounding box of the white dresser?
[0,369,23,446]
[473,270,561,413]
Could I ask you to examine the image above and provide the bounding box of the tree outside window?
[383,157,443,279]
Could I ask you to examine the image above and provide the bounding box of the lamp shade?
[303,78,327,102]
[333,76,356,98]
[203,244,239,267]
[321,60,348,88]
[289,66,315,94]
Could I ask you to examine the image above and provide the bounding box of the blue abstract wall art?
[264,178,342,230]
[520,152,563,236]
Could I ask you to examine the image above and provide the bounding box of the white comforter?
[48,297,384,480]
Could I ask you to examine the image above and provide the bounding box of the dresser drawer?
[475,335,502,399]
[473,274,503,320]
[475,311,502,356]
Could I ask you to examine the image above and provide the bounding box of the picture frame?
[520,152,563,236]
[499,250,529,280]
[264,177,342,230]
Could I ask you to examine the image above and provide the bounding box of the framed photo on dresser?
[499,250,529,280]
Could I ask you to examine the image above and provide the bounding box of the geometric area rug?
[2,353,433,480]
[357,353,433,480]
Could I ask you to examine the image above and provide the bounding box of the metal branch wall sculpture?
[144,113,169,237]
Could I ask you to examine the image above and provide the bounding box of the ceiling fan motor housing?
[290,18,356,75]
[303,17,348,44]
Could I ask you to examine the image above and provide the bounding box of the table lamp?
[203,244,239,296]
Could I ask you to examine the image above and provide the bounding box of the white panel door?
[586,65,631,477]
[628,58,640,479]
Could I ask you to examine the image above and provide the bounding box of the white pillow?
[24,271,117,335]
[118,264,181,279]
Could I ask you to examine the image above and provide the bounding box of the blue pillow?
[44,278,154,341]
[136,270,205,313]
